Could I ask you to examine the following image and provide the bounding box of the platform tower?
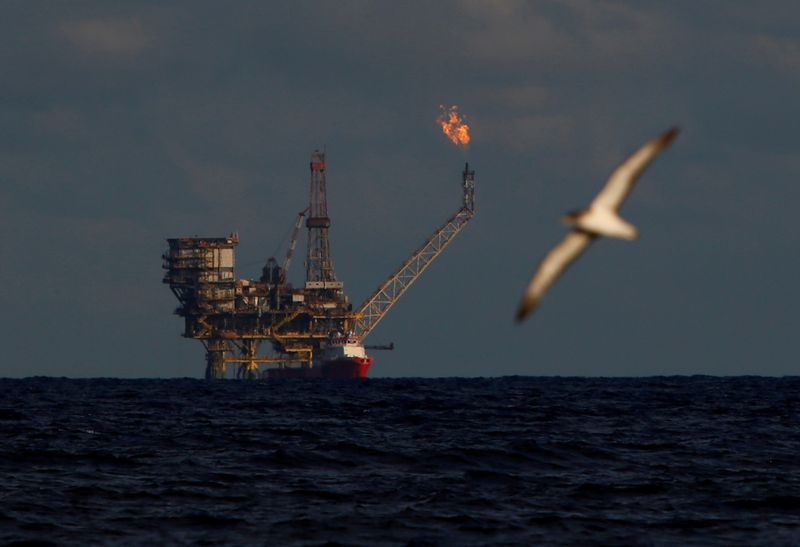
[305,151,341,289]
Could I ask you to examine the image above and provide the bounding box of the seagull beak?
[561,210,582,226]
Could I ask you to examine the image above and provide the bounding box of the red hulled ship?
[266,333,372,379]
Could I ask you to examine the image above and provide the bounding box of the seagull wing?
[591,127,679,211]
[516,230,596,322]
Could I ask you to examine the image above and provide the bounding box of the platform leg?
[205,339,227,379]
[236,339,260,380]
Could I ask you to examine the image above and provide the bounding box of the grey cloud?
[480,113,577,153]
[60,17,152,57]
[752,35,800,71]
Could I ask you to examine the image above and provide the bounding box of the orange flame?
[436,105,470,146]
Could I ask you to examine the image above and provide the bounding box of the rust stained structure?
[163,152,475,379]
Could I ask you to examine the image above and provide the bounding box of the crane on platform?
[281,208,308,284]
[353,163,475,339]
[261,208,308,286]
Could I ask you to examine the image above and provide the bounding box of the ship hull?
[266,357,373,380]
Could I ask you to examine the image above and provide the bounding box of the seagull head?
[560,208,587,226]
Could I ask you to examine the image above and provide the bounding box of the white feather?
[516,127,678,321]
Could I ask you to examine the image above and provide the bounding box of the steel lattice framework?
[306,150,338,284]
[353,164,475,338]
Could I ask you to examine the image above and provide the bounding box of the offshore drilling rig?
[163,152,475,379]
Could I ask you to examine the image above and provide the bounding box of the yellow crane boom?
[353,164,475,339]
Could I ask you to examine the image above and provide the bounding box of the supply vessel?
[163,152,474,379]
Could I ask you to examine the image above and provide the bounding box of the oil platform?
[163,152,475,379]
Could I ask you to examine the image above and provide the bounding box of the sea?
[1,376,798,546]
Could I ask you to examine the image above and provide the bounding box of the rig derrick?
[163,152,475,379]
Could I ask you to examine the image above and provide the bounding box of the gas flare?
[436,105,470,147]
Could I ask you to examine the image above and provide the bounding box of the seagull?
[515,127,679,322]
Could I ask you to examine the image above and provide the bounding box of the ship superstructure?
[163,152,475,379]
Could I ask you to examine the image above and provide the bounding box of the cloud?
[478,85,550,110]
[450,0,676,71]
[456,1,577,65]
[482,113,576,153]
[162,140,254,208]
[60,17,152,57]
[753,35,800,71]
[32,108,89,138]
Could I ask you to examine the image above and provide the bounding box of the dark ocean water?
[1,376,799,545]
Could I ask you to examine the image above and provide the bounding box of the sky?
[1,1,799,378]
